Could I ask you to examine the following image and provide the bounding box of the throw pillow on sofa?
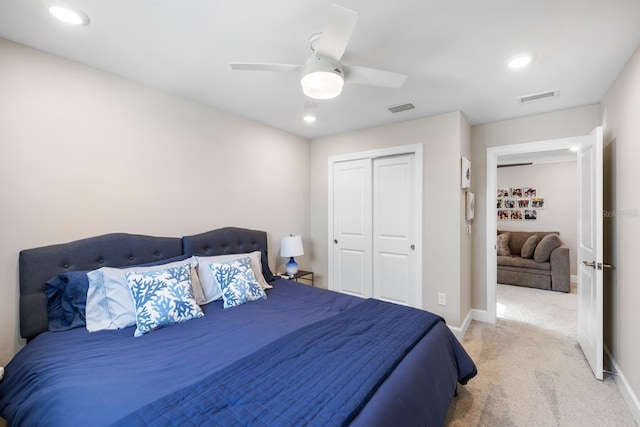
[497,233,511,256]
[521,235,540,259]
[533,234,562,262]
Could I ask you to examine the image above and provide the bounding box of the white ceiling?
[1,0,639,140]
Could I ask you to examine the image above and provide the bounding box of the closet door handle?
[583,261,596,268]
[334,239,338,244]
[410,244,415,250]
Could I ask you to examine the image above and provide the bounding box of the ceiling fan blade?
[315,5,359,62]
[230,63,304,73]
[343,65,408,88]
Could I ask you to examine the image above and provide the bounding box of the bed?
[0,227,476,426]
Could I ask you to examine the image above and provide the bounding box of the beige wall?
[470,105,600,310]
[459,115,472,323]
[497,161,578,276]
[0,39,310,366]
[310,111,471,326]
[600,44,640,421]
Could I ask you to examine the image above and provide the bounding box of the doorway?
[494,150,579,337]
[485,135,583,322]
[486,128,604,380]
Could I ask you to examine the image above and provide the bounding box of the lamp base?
[286,257,299,275]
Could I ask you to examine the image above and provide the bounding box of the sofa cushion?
[497,233,511,256]
[534,234,563,262]
[498,230,560,255]
[497,255,551,271]
[521,235,540,259]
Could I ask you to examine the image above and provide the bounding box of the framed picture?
[510,187,523,198]
[531,197,545,209]
[497,185,544,220]
[461,157,471,189]
[466,191,475,221]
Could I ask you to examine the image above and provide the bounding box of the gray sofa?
[497,230,570,293]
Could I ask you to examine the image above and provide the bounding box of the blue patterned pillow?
[208,257,267,309]
[125,265,204,337]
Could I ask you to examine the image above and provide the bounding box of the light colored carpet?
[445,284,637,427]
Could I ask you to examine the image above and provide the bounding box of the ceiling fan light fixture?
[301,71,344,100]
[301,55,344,100]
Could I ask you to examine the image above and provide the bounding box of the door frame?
[485,136,582,323]
[328,144,423,302]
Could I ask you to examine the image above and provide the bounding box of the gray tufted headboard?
[18,227,272,341]
[19,233,183,341]
[182,227,273,281]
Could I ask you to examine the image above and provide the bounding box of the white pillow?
[86,256,203,332]
[196,251,272,303]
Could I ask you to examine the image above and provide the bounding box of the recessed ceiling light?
[303,114,317,124]
[507,54,533,69]
[48,5,90,25]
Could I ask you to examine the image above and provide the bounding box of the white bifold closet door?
[332,153,418,307]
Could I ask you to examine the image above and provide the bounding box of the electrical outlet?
[438,293,446,306]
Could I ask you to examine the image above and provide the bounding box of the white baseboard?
[604,346,640,425]
[471,308,496,324]
[448,309,473,340]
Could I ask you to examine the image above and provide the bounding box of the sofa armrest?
[550,246,570,292]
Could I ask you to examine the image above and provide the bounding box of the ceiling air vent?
[387,103,415,113]
[518,90,559,104]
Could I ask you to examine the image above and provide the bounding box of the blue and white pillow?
[208,257,267,309]
[125,265,204,337]
[86,256,204,332]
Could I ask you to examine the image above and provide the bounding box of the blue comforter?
[0,281,476,426]
[115,298,442,426]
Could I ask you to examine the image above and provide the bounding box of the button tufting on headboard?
[182,227,273,283]
[19,228,272,342]
[19,233,182,341]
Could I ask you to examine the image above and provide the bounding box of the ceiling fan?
[229,4,408,101]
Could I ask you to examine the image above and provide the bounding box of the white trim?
[604,346,640,425]
[571,274,578,284]
[486,136,581,324]
[327,144,423,307]
[448,309,473,340]
[471,308,495,324]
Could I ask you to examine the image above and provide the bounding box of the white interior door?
[332,159,372,298]
[372,154,416,306]
[577,126,604,380]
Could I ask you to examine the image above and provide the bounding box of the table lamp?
[281,235,304,275]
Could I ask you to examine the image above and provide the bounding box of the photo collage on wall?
[497,187,544,221]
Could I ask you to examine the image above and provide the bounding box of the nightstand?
[282,270,314,286]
